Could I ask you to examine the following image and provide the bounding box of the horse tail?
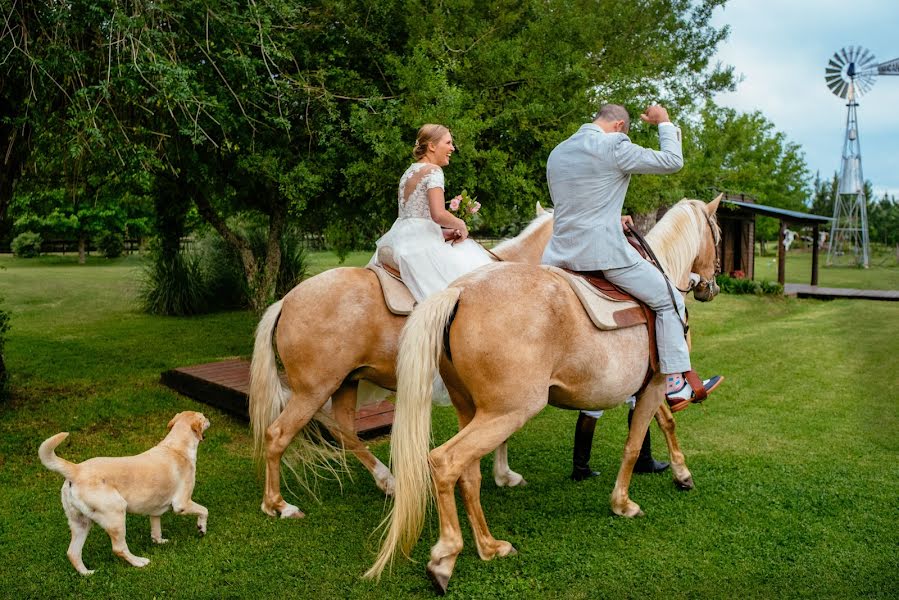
[249,299,289,464]
[39,433,78,479]
[365,286,462,580]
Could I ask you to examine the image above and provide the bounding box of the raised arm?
[615,105,684,175]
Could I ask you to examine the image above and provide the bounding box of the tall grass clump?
[140,219,308,315]
[195,220,308,310]
[139,245,210,316]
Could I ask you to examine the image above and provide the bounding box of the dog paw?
[152,537,169,544]
[131,557,150,568]
[197,523,207,536]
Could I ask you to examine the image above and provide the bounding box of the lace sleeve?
[425,168,445,191]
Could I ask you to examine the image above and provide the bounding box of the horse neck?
[490,214,554,264]
[644,204,702,288]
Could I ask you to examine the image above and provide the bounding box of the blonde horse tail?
[39,433,78,479]
[365,287,462,580]
[249,299,289,464]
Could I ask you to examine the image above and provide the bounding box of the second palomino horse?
[248,206,555,518]
[366,196,723,593]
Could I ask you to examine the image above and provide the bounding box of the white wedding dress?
[373,162,493,302]
[360,162,493,408]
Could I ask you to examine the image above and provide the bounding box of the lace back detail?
[398,163,443,219]
[402,164,437,203]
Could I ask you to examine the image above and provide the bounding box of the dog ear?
[191,417,205,441]
[168,412,182,429]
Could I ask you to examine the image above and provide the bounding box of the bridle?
[690,211,720,295]
[624,207,720,336]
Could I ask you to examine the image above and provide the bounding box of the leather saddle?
[543,265,660,376]
[366,257,415,316]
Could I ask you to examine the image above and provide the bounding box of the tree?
[4,0,735,309]
[869,192,899,247]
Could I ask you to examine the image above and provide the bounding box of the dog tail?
[39,433,78,479]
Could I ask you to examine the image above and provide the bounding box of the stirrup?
[666,373,724,413]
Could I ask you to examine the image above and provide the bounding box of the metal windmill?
[824,46,899,267]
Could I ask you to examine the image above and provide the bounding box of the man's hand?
[639,105,670,126]
[621,215,634,232]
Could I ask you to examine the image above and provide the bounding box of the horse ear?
[536,202,546,216]
[706,193,723,215]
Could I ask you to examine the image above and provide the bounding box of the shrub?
[97,231,125,258]
[139,248,210,316]
[140,222,309,315]
[11,231,42,258]
[716,274,783,296]
[195,222,308,309]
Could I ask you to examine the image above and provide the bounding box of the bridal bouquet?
[448,190,481,226]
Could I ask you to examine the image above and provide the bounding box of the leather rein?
[624,212,720,337]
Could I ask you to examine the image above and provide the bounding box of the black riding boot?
[571,412,600,481]
[628,408,670,474]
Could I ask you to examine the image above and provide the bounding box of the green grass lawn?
[1,254,897,599]
[753,246,899,290]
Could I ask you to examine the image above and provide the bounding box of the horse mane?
[645,199,719,280]
[491,211,554,259]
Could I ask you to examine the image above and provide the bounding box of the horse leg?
[654,403,694,490]
[262,391,326,518]
[427,411,534,594]
[328,382,395,495]
[447,388,521,557]
[610,380,665,518]
[492,440,527,488]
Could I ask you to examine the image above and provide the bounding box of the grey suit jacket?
[541,122,683,271]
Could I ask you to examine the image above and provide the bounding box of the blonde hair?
[412,124,449,160]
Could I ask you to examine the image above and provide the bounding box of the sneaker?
[666,374,724,412]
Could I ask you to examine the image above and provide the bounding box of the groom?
[542,103,723,479]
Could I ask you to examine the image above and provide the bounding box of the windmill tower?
[824,47,899,267]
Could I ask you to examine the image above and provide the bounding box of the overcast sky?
[710,0,899,204]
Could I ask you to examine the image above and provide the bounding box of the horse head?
[691,194,722,302]
[646,194,722,302]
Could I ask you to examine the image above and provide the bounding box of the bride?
[374,124,493,302]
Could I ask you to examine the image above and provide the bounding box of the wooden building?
[717,193,832,285]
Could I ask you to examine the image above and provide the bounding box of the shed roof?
[720,199,832,225]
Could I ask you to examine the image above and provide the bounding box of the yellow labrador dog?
[38,411,210,575]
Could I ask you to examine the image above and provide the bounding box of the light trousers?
[602,259,691,375]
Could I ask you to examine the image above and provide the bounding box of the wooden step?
[161,359,394,438]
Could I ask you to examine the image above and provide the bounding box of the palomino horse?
[248,206,555,518]
[365,196,722,592]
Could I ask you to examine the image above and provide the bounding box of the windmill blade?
[835,79,849,98]
[840,47,852,66]
[857,48,876,69]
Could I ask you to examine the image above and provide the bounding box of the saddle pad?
[366,264,415,316]
[542,266,647,331]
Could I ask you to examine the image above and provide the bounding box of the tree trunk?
[254,206,287,310]
[78,235,86,264]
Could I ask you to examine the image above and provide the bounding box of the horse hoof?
[426,566,450,596]
[613,502,645,518]
[675,476,695,491]
[279,504,305,519]
[495,474,528,488]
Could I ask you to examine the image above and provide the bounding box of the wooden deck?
[783,284,899,301]
[160,359,394,437]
